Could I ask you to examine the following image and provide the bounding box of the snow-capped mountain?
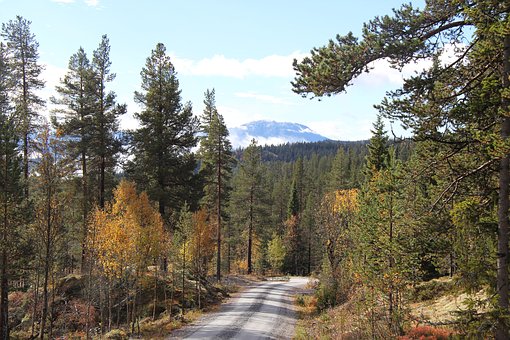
[229,120,329,148]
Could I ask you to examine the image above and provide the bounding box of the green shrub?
[316,281,338,311]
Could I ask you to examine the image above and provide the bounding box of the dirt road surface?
[168,277,310,340]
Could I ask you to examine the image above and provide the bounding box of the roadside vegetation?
[2,1,510,338]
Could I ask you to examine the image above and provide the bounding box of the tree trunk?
[308,221,312,276]
[197,241,202,309]
[152,263,158,321]
[100,154,105,209]
[182,245,186,319]
[85,222,96,340]
[49,271,56,339]
[23,131,28,198]
[388,188,395,333]
[170,269,175,320]
[247,188,253,274]
[22,48,29,199]
[30,260,40,338]
[0,195,9,340]
[39,185,53,340]
[81,148,88,274]
[107,278,112,331]
[496,32,510,340]
[216,137,222,282]
[0,248,8,340]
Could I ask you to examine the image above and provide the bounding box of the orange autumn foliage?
[88,180,165,278]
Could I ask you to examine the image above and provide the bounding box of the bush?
[411,278,456,302]
[104,328,128,340]
[316,281,338,311]
[52,298,97,333]
[399,325,455,340]
[296,294,305,306]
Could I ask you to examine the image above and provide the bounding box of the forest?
[1,0,510,339]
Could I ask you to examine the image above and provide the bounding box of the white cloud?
[354,58,432,87]
[234,92,295,105]
[37,62,67,119]
[217,105,266,128]
[119,111,139,131]
[170,51,306,79]
[85,0,99,7]
[307,116,411,141]
[51,0,75,3]
[307,119,373,141]
[354,43,466,88]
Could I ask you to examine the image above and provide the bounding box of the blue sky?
[0,0,425,145]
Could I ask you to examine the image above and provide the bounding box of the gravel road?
[168,277,310,340]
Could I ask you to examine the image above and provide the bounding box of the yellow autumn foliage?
[89,180,165,278]
[188,209,215,263]
[332,189,359,214]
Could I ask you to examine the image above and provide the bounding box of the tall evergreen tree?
[0,42,24,340]
[230,139,267,274]
[200,89,216,133]
[285,158,305,274]
[287,178,300,218]
[89,35,125,209]
[51,46,95,270]
[327,147,348,190]
[128,42,198,219]
[287,157,304,218]
[1,16,45,198]
[198,89,234,281]
[365,114,389,175]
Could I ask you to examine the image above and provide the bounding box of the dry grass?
[410,277,488,327]
[137,309,204,339]
[294,277,470,339]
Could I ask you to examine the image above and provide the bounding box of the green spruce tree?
[365,114,389,176]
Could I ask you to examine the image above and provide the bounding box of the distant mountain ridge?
[229,120,329,148]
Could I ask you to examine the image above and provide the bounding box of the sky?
[0,0,426,145]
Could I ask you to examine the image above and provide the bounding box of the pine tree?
[51,46,95,271]
[285,158,305,274]
[287,178,300,219]
[230,139,267,274]
[89,35,125,209]
[200,89,216,133]
[356,150,417,334]
[128,43,198,219]
[198,89,235,281]
[1,16,45,198]
[0,42,24,340]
